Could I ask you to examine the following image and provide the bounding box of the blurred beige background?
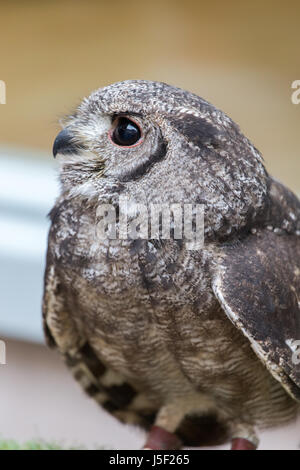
[0,0,299,450]
[0,0,299,190]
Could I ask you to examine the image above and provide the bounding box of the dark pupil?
[112,117,141,146]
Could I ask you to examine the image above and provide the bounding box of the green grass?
[0,439,79,450]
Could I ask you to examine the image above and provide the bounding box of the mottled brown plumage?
[43,80,300,449]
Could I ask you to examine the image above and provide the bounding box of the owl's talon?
[231,437,257,450]
[142,425,182,450]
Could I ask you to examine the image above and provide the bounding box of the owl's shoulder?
[265,178,300,235]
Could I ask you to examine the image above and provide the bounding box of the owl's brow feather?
[167,114,225,150]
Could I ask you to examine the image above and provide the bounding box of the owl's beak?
[53,129,83,158]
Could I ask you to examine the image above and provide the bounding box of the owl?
[43,80,300,450]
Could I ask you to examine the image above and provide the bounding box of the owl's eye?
[110,117,142,147]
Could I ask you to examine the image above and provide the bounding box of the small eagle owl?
[43,80,300,450]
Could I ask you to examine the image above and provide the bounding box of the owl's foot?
[230,423,258,450]
[231,438,257,450]
[142,425,182,450]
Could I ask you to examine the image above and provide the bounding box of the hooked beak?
[53,129,85,158]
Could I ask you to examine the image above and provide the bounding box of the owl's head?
[53,80,269,239]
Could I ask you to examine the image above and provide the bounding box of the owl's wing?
[212,181,300,401]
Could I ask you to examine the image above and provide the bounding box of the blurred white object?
[0,147,59,343]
